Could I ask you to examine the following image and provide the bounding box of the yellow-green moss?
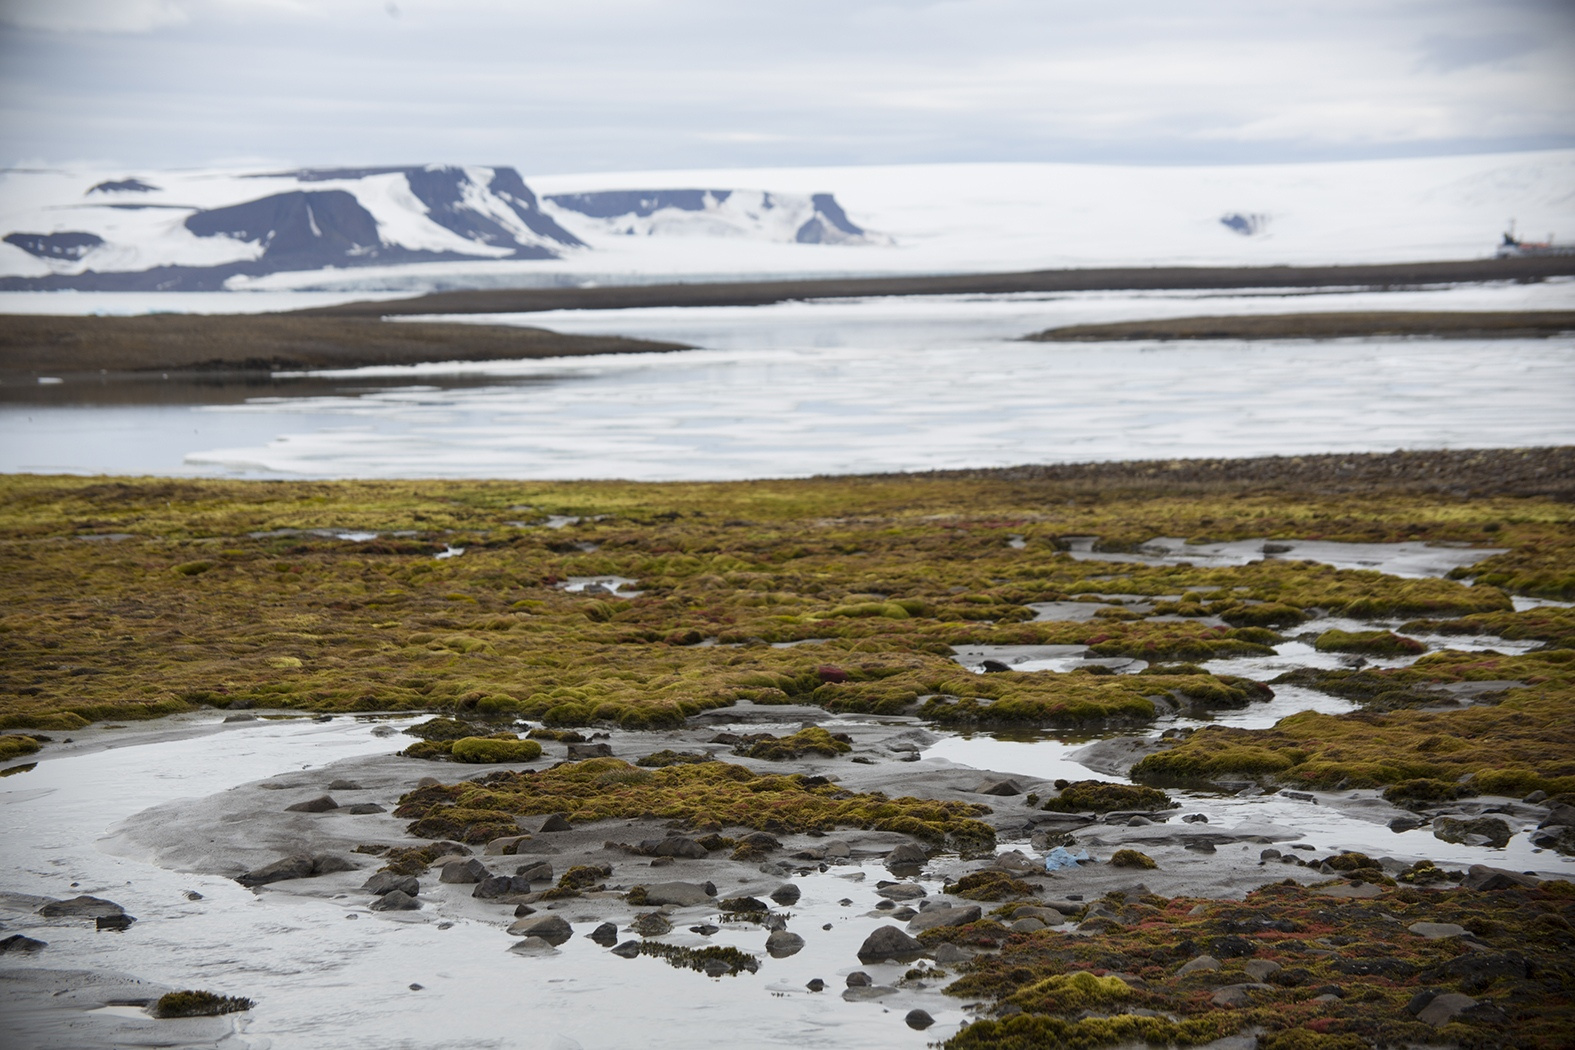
[449,736,543,763]
[0,735,41,762]
[393,757,996,851]
[1110,849,1157,869]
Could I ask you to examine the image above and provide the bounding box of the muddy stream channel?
[2,540,1572,1050]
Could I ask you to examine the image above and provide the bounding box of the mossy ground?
[392,757,997,852]
[1135,651,1575,792]
[942,880,1575,1050]
[0,474,1564,732]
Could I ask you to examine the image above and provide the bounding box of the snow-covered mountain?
[0,165,584,290]
[2,151,1572,293]
[0,165,886,291]
[542,188,887,246]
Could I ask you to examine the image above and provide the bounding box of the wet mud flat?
[1029,309,1575,342]
[0,452,1572,1048]
[0,313,686,378]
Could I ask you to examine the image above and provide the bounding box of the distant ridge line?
[304,256,1575,317]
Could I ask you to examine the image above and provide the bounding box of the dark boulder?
[37,895,126,918]
[362,872,419,897]
[369,890,420,911]
[285,795,340,813]
[857,925,926,962]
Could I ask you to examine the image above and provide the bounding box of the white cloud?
[0,0,1570,169]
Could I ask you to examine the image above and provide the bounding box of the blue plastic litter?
[1044,846,1090,871]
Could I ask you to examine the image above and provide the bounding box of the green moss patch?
[0,735,42,762]
[393,757,996,851]
[0,472,1559,732]
[1134,661,1575,794]
[732,726,852,760]
[1110,849,1158,869]
[1041,780,1176,813]
[152,990,255,1018]
[946,871,1038,901]
[1314,629,1426,657]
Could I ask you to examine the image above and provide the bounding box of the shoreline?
[1029,309,1575,342]
[0,313,688,378]
[305,255,1575,317]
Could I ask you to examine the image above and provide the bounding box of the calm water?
[2,284,1572,479]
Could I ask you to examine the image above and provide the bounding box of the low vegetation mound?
[152,990,255,1018]
[1040,780,1176,813]
[393,758,996,852]
[0,469,1563,737]
[1134,653,1575,794]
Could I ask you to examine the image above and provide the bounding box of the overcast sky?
[1,0,1572,174]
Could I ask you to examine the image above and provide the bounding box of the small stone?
[408,983,423,990]
[846,971,872,987]
[285,795,339,813]
[1211,985,1251,1007]
[647,836,707,859]
[1009,918,1046,933]
[508,914,573,945]
[1417,992,1478,1027]
[1184,841,1217,854]
[690,924,719,935]
[640,881,714,906]
[510,935,559,955]
[806,978,825,992]
[328,779,362,791]
[976,778,1023,796]
[1462,864,1541,891]
[514,861,553,882]
[369,890,420,911]
[589,922,619,947]
[1178,955,1222,975]
[566,743,613,760]
[766,930,805,957]
[933,943,973,964]
[631,913,673,937]
[1260,848,1282,861]
[770,883,802,905]
[906,904,981,932]
[858,925,926,962]
[363,872,419,897]
[439,859,489,884]
[484,835,532,856]
[513,904,536,917]
[1408,921,1467,939]
[1182,813,1209,823]
[875,882,926,901]
[344,803,386,814]
[610,940,641,958]
[884,843,928,870]
[1524,789,1548,803]
[96,914,135,931]
[905,1009,935,1031]
[0,938,46,957]
[184,891,203,901]
[473,875,533,899]
[1244,959,1281,981]
[1433,816,1512,849]
[1389,815,1427,833]
[538,814,573,833]
[38,895,125,919]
